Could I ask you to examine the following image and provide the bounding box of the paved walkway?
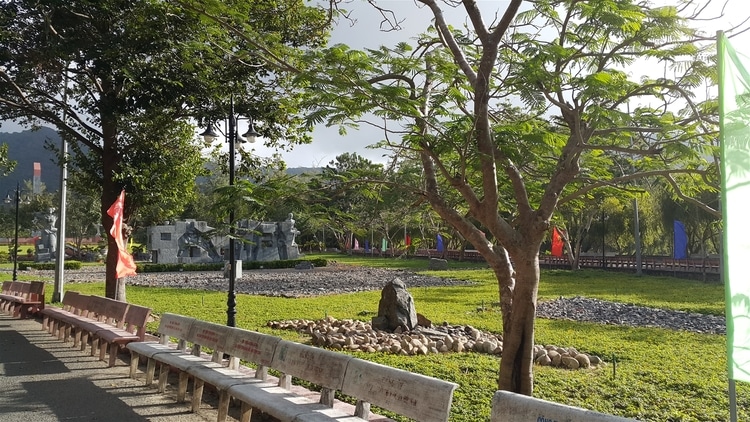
[0,313,228,421]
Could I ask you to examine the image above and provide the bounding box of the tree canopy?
[0,0,331,298]
[295,0,729,394]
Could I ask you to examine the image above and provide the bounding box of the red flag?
[107,190,137,278]
[405,234,411,246]
[551,227,564,257]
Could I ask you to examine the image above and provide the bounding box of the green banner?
[721,33,750,383]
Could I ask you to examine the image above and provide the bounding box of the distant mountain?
[0,127,321,197]
[286,167,322,176]
[0,127,62,197]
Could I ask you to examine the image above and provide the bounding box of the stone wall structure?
[147,215,300,264]
[147,220,221,264]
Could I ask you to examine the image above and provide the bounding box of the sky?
[2,0,749,168]
[253,0,750,167]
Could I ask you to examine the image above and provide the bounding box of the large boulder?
[374,278,418,332]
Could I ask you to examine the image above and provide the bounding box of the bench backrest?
[186,319,234,362]
[121,304,151,341]
[67,292,91,315]
[1,281,10,293]
[60,291,80,311]
[156,313,196,351]
[13,282,30,297]
[271,340,352,392]
[99,297,129,327]
[28,281,44,302]
[7,281,20,295]
[490,390,638,422]
[341,358,458,422]
[83,295,110,320]
[223,328,280,377]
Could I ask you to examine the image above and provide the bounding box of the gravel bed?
[33,266,726,334]
[537,296,726,335]
[37,265,471,297]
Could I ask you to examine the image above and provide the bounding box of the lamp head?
[199,124,220,144]
[242,119,259,143]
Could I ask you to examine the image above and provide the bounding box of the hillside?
[0,127,61,197]
[0,127,321,197]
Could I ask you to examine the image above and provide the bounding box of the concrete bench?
[291,357,458,422]
[490,390,639,422]
[0,281,45,318]
[40,290,89,341]
[38,293,151,366]
[227,339,353,422]
[128,313,458,422]
[128,315,274,418]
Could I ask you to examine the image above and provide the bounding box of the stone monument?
[372,278,418,332]
[238,213,300,262]
[148,216,301,264]
[147,219,222,264]
[34,208,58,262]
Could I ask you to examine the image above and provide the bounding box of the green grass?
[31,253,746,421]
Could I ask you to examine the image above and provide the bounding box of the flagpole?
[718,29,738,422]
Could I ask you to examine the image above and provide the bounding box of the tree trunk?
[100,95,121,300]
[497,252,539,394]
[105,236,118,299]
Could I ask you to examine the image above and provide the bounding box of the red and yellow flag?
[107,190,137,278]
[551,227,564,257]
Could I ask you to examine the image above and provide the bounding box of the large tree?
[298,0,727,394]
[0,0,329,299]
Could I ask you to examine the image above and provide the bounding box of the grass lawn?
[23,253,747,421]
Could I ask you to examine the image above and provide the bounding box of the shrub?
[19,260,83,270]
[136,259,327,273]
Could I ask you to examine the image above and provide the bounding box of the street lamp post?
[5,183,22,281]
[201,98,258,327]
[601,211,607,270]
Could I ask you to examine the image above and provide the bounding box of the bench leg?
[107,343,119,367]
[177,372,189,403]
[146,358,157,385]
[239,402,253,422]
[191,378,204,412]
[129,351,139,378]
[90,335,99,357]
[99,339,108,362]
[320,388,335,407]
[63,325,72,343]
[158,364,170,393]
[354,400,371,420]
[217,391,230,422]
[80,332,89,352]
[73,329,82,349]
